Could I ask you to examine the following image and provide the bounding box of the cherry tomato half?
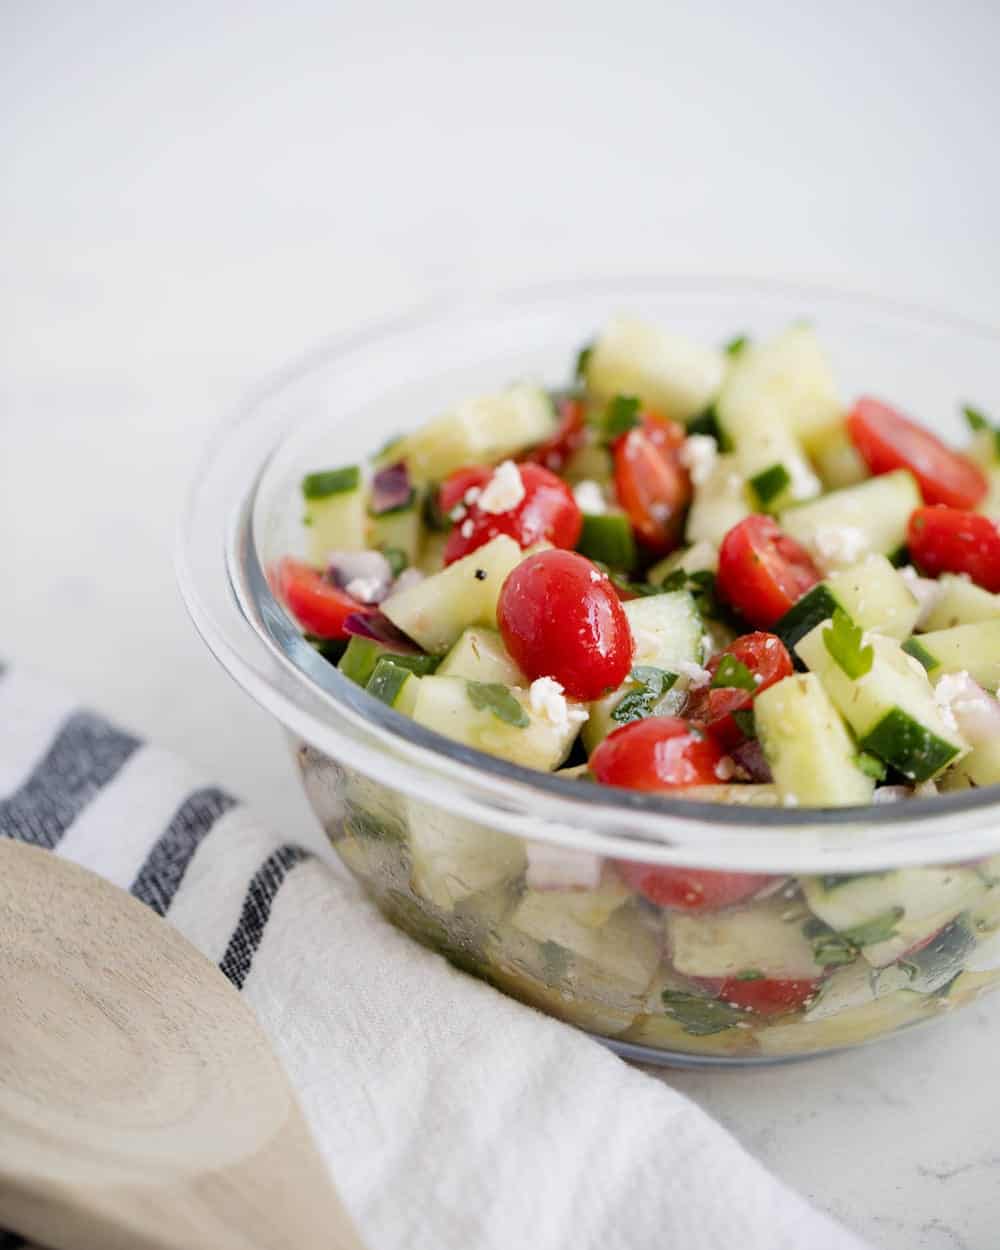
[613,413,691,554]
[713,976,820,1016]
[908,507,1000,593]
[272,557,369,639]
[443,463,583,565]
[497,550,633,700]
[439,466,491,515]
[590,716,725,791]
[847,397,988,510]
[686,632,794,749]
[524,397,586,473]
[614,860,776,912]
[717,515,822,628]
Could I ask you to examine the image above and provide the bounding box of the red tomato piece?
[714,976,820,1016]
[497,550,633,700]
[717,515,822,628]
[272,557,369,639]
[443,463,583,565]
[590,716,726,791]
[686,632,794,749]
[439,466,491,515]
[908,506,1000,593]
[612,413,691,554]
[847,396,988,510]
[524,397,586,473]
[614,860,776,912]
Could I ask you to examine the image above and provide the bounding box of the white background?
[3,3,999,1246]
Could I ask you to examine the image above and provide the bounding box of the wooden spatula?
[0,839,366,1250]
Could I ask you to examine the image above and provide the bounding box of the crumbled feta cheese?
[477,460,526,514]
[786,457,822,501]
[701,633,716,660]
[460,518,475,539]
[933,670,972,734]
[589,569,604,584]
[678,660,712,689]
[450,504,467,522]
[678,434,719,487]
[808,525,870,570]
[528,676,589,731]
[345,576,387,603]
[634,628,663,662]
[464,485,482,505]
[572,479,606,515]
[714,756,737,781]
[898,565,943,626]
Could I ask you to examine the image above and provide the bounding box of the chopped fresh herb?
[422,484,450,532]
[962,404,990,433]
[612,666,678,724]
[724,334,749,357]
[686,407,732,451]
[301,465,361,500]
[660,989,745,1036]
[840,906,904,948]
[888,544,910,568]
[657,568,719,618]
[802,917,858,968]
[856,751,888,781]
[465,681,529,728]
[574,341,594,381]
[309,637,349,665]
[712,654,756,692]
[381,546,409,577]
[730,708,757,739]
[602,394,642,441]
[734,968,764,981]
[823,608,873,679]
[901,637,937,672]
[302,514,314,527]
[749,462,791,508]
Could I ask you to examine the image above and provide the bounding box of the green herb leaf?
[840,906,904,948]
[901,636,937,672]
[574,341,594,381]
[962,404,991,433]
[612,666,678,724]
[724,334,749,357]
[465,681,529,728]
[730,708,757,739]
[802,917,858,967]
[301,465,361,500]
[656,567,719,618]
[749,462,791,508]
[381,546,409,577]
[734,968,764,981]
[603,395,642,441]
[823,608,873,679]
[856,751,888,781]
[712,654,756,692]
[686,407,732,451]
[660,989,745,1036]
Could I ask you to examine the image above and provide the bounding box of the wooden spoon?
[0,839,366,1250]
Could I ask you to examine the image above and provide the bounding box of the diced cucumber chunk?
[369,499,423,567]
[779,555,920,652]
[405,797,527,911]
[779,470,921,568]
[913,621,1000,690]
[755,673,874,807]
[648,540,718,584]
[801,867,987,968]
[576,512,637,570]
[810,422,870,490]
[774,584,843,654]
[388,384,557,481]
[584,316,726,423]
[381,534,523,653]
[411,675,582,770]
[338,636,439,686]
[668,896,825,981]
[684,453,750,545]
[302,470,368,561]
[437,627,525,686]
[943,736,1000,788]
[922,575,1000,630]
[797,625,967,781]
[302,465,362,498]
[757,988,931,1055]
[366,659,421,715]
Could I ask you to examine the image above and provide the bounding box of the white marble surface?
[3,3,999,1246]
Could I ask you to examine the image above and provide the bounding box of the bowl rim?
[177,272,1000,873]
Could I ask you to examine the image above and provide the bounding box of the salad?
[279,316,1000,1058]
[276,318,1000,809]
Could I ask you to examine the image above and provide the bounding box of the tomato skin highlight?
[686,632,794,749]
[497,550,633,700]
[524,397,586,473]
[614,860,776,912]
[908,507,1000,593]
[443,463,583,565]
[717,515,822,628]
[847,396,988,510]
[272,557,369,639]
[590,716,726,791]
[612,413,691,554]
[711,976,820,1016]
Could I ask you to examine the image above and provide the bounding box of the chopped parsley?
[612,666,678,724]
[602,394,642,441]
[823,608,873,680]
[712,654,756,693]
[465,681,529,728]
[724,334,749,357]
[574,341,594,381]
[660,989,745,1036]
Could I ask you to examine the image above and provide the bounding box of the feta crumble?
[714,756,737,781]
[478,460,526,514]
[460,518,475,539]
[786,457,822,502]
[677,660,712,690]
[678,434,719,487]
[898,565,943,626]
[808,525,870,570]
[933,670,970,734]
[528,676,589,731]
[572,479,606,515]
[345,576,387,603]
[634,628,663,662]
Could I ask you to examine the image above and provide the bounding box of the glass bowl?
[177,276,1000,1066]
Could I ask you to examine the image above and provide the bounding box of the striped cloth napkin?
[0,663,869,1250]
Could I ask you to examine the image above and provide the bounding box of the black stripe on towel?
[0,712,140,849]
[130,786,237,915]
[219,844,312,991]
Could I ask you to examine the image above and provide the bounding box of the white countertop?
[3,3,999,1245]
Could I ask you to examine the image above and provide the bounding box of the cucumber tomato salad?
[277,318,1000,1054]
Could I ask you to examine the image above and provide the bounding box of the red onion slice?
[730,738,773,783]
[370,461,413,515]
[342,611,422,653]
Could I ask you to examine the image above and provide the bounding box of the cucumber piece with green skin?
[576,512,638,570]
[911,621,1000,690]
[800,867,987,968]
[941,735,1000,788]
[366,659,421,716]
[779,469,921,567]
[648,540,718,584]
[301,464,367,560]
[369,497,423,567]
[684,453,750,545]
[381,534,524,653]
[582,591,703,753]
[809,422,870,490]
[922,575,1000,630]
[410,675,583,771]
[667,896,826,982]
[338,636,440,686]
[797,625,967,781]
[437,627,525,686]
[561,440,613,486]
[755,673,874,807]
[584,316,726,423]
[776,555,920,652]
[385,384,558,482]
[405,796,527,911]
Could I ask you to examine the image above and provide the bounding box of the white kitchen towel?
[0,663,870,1250]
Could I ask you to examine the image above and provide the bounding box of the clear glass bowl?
[177,276,1000,1066]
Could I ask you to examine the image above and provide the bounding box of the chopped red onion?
[730,738,773,783]
[342,611,421,653]
[327,550,394,603]
[370,461,413,515]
